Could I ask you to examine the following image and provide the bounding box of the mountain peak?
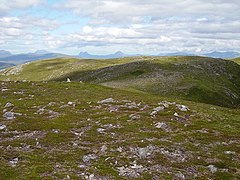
[0,50,12,58]
[114,51,125,55]
[34,50,50,55]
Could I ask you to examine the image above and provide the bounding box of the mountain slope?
[54,56,240,108]
[1,56,240,108]
[0,81,239,179]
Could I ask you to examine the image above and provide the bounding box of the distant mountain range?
[0,62,15,70]
[0,50,70,64]
[0,50,239,67]
[203,51,240,59]
[78,51,132,59]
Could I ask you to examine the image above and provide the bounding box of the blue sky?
[0,0,240,55]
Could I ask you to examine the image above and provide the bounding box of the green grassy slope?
[0,57,144,81]
[0,81,239,179]
[1,56,240,108]
[54,56,240,108]
[232,57,240,64]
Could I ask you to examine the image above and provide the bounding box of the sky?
[0,0,240,55]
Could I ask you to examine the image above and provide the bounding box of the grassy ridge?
[1,56,240,108]
[53,57,240,108]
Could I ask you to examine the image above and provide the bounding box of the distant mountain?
[204,51,240,59]
[0,62,15,70]
[0,50,12,58]
[159,52,195,57]
[78,51,131,59]
[0,51,70,64]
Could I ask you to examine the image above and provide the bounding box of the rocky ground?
[0,81,239,179]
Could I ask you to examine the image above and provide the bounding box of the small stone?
[4,102,14,108]
[9,157,19,167]
[176,104,189,111]
[68,101,73,105]
[129,114,140,120]
[98,98,114,104]
[100,145,108,153]
[3,111,15,120]
[224,151,236,155]
[153,106,164,112]
[208,165,217,173]
[175,172,185,179]
[0,125,6,130]
[89,174,94,179]
[67,78,71,82]
[174,112,179,117]
[97,128,105,133]
[155,122,169,131]
[83,154,97,163]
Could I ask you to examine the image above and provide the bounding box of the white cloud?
[0,0,42,15]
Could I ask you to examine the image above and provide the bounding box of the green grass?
[0,81,240,179]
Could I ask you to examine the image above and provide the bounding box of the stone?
[153,106,164,112]
[137,146,154,159]
[174,112,179,117]
[97,128,105,133]
[0,125,6,130]
[4,102,14,108]
[3,111,15,120]
[98,98,115,104]
[67,78,71,82]
[9,157,19,167]
[100,145,108,153]
[208,165,217,173]
[175,172,185,179]
[83,154,97,163]
[155,122,170,132]
[129,114,140,120]
[68,101,73,105]
[224,151,236,155]
[176,104,189,111]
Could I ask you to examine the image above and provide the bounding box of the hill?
[0,81,239,179]
[1,56,240,108]
[232,57,240,65]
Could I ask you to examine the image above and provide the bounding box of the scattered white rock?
[67,78,71,82]
[176,104,190,111]
[129,114,140,120]
[97,128,105,133]
[208,165,218,173]
[3,111,15,120]
[4,102,14,108]
[117,147,123,153]
[83,154,97,163]
[68,101,73,105]
[136,146,154,159]
[150,106,164,116]
[100,145,108,153]
[153,106,165,112]
[9,157,19,167]
[175,172,185,179]
[0,125,6,130]
[224,151,236,155]
[174,112,179,117]
[155,122,170,132]
[98,98,115,104]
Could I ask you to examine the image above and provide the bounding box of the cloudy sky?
[0,0,240,55]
